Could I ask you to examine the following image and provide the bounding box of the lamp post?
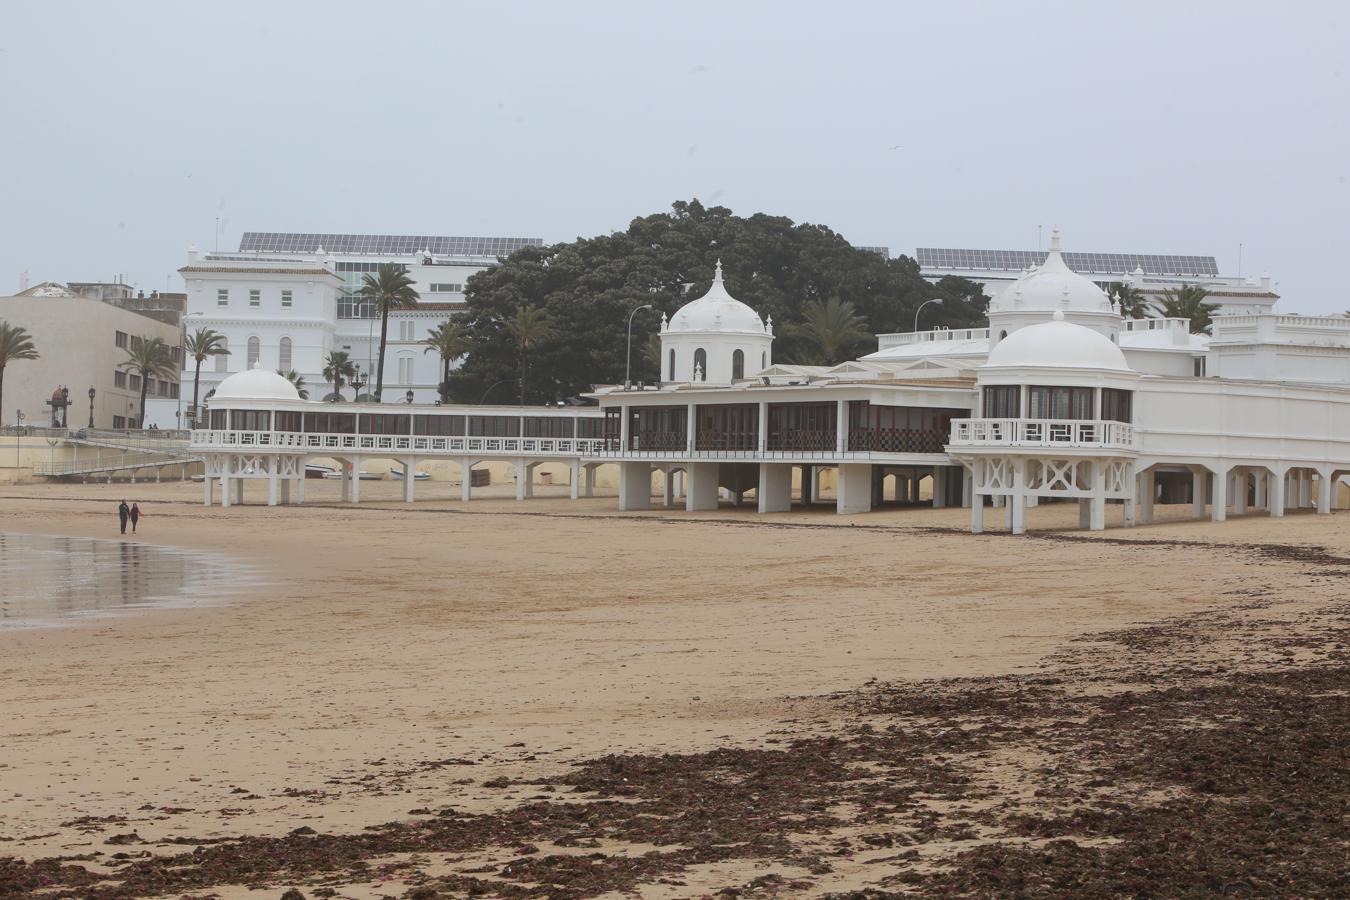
[15,409,23,467]
[180,311,205,429]
[87,387,95,429]
[405,389,414,404]
[350,366,368,403]
[478,378,518,405]
[625,303,653,390]
[913,298,944,333]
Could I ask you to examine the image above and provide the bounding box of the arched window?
[214,339,229,372]
[732,348,744,380]
[761,351,766,370]
[278,336,293,372]
[246,336,260,369]
[693,348,707,381]
[668,349,675,382]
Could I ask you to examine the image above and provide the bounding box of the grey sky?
[1,1,1347,312]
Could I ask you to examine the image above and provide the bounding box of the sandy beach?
[1,481,1345,897]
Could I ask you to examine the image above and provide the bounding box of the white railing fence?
[949,418,1134,449]
[191,431,608,457]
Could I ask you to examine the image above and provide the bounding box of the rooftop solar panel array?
[916,248,1218,278]
[239,232,544,257]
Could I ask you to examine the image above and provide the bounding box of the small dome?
[667,260,767,334]
[990,229,1113,313]
[985,314,1130,371]
[213,362,301,401]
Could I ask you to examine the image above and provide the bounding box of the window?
[982,385,1020,418]
[668,349,675,382]
[732,349,744,380]
[359,413,412,435]
[694,404,757,451]
[215,341,229,372]
[249,289,261,307]
[693,348,707,380]
[398,355,414,384]
[627,406,687,450]
[115,331,128,349]
[113,415,126,429]
[414,414,466,436]
[1193,356,1206,377]
[399,321,415,341]
[1101,389,1133,423]
[130,335,142,352]
[114,370,127,388]
[522,416,576,438]
[229,409,271,431]
[129,374,142,392]
[278,337,293,372]
[1027,386,1094,420]
[210,409,228,430]
[761,351,766,370]
[281,289,293,308]
[275,411,303,433]
[467,415,520,437]
[246,336,260,369]
[217,288,229,307]
[429,283,463,293]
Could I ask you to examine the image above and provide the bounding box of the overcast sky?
[1,1,1347,311]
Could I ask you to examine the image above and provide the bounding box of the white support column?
[281,476,291,505]
[758,463,792,513]
[339,458,351,503]
[685,461,719,511]
[235,476,244,506]
[619,405,631,453]
[1233,468,1248,515]
[1255,472,1268,510]
[662,468,675,507]
[1270,469,1286,517]
[618,461,653,511]
[809,466,821,503]
[221,468,231,508]
[686,402,697,454]
[350,455,361,504]
[202,466,213,506]
[757,401,768,454]
[515,461,528,501]
[1299,471,1312,509]
[1011,460,1027,535]
[569,460,581,500]
[297,475,305,505]
[1191,468,1207,519]
[962,467,972,509]
[1211,465,1228,522]
[585,464,597,498]
[1139,469,1155,524]
[835,399,848,454]
[1090,460,1106,531]
[1317,468,1333,514]
[461,460,473,502]
[932,467,948,509]
[402,458,415,503]
[836,463,872,515]
[971,493,984,533]
[267,456,279,507]
[1079,499,1092,529]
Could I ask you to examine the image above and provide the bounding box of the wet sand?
[0,480,1345,897]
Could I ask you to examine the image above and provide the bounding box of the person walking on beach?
[118,500,130,535]
[129,502,141,534]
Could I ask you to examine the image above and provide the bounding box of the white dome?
[985,314,1130,371]
[666,260,769,334]
[213,363,301,401]
[990,229,1113,313]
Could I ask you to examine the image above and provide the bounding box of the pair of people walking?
[117,500,141,535]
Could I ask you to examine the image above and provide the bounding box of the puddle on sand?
[0,532,261,628]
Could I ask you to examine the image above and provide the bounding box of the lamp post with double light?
[625,303,653,390]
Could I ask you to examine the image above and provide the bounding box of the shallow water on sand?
[0,532,256,628]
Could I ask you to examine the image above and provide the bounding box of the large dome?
[990,229,1113,313]
[666,260,769,334]
[985,314,1130,371]
[213,363,302,401]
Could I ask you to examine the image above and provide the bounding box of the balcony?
[948,418,1135,450]
[190,430,607,457]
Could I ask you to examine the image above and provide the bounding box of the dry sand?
[0,480,1346,897]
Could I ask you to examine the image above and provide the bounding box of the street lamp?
[913,298,944,333]
[478,377,518,405]
[405,389,415,404]
[87,387,96,429]
[625,303,654,390]
[350,366,368,402]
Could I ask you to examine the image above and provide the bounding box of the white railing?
[190,430,608,457]
[876,327,991,351]
[949,418,1135,449]
[1122,317,1190,333]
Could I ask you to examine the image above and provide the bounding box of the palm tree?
[422,320,472,402]
[323,350,357,401]
[506,305,557,405]
[792,296,869,365]
[1160,284,1219,334]
[277,369,310,399]
[184,327,229,427]
[1107,282,1153,320]
[359,263,420,401]
[120,336,176,428]
[0,321,39,422]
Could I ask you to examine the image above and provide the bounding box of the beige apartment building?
[0,284,183,429]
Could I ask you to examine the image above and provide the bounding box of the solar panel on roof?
[239,232,545,257]
[915,247,1218,277]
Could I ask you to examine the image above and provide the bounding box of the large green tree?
[120,336,176,428]
[359,262,420,402]
[0,321,39,423]
[1161,284,1219,334]
[322,350,357,401]
[422,320,472,402]
[184,327,229,427]
[446,200,986,404]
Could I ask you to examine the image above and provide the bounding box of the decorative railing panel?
[948,418,1134,449]
[849,428,947,454]
[191,431,607,457]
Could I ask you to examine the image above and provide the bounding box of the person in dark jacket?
[118,500,130,535]
[129,502,141,533]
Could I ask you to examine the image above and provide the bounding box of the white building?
[147,232,542,426]
[917,243,1278,317]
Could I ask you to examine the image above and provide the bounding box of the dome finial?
[714,258,724,284]
[1049,226,1062,253]
[1053,310,1065,321]
[251,360,262,370]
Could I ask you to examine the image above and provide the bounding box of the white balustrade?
[190,430,607,457]
[949,418,1134,449]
